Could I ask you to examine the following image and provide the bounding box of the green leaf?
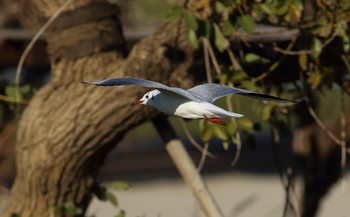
[110,181,131,191]
[219,73,228,84]
[62,202,82,216]
[166,6,184,21]
[20,84,31,94]
[106,191,118,207]
[222,141,230,150]
[276,0,291,15]
[240,80,257,91]
[244,53,270,64]
[258,3,273,14]
[237,117,254,133]
[5,86,21,99]
[213,125,228,140]
[231,70,247,82]
[337,26,350,52]
[222,20,235,36]
[311,37,322,60]
[298,53,308,71]
[187,29,199,48]
[307,70,322,89]
[262,104,273,121]
[199,119,206,133]
[231,134,238,144]
[4,84,32,100]
[214,25,230,52]
[184,10,198,31]
[94,184,120,207]
[94,186,108,201]
[201,123,214,142]
[226,119,237,135]
[239,15,255,33]
[215,1,225,13]
[116,210,126,217]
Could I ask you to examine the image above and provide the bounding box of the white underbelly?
[153,92,243,119]
[173,101,218,119]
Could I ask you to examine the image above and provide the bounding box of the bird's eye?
[145,95,149,99]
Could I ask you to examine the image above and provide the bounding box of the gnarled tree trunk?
[1,0,196,216]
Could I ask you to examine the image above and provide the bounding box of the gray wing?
[188,83,297,103]
[82,77,204,102]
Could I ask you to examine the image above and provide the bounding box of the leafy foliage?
[92,182,131,217]
[54,202,82,216]
[167,0,350,149]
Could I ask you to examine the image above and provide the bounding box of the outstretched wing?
[188,83,297,103]
[82,77,204,102]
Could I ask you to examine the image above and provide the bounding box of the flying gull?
[82,77,296,125]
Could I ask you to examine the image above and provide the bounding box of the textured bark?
[0,120,16,188]
[1,0,196,216]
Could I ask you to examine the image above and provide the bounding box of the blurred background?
[0,0,350,217]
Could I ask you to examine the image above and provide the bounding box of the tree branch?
[153,118,224,217]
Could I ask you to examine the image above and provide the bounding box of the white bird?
[82,78,296,125]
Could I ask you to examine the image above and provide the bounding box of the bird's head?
[133,89,161,106]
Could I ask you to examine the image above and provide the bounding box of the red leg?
[204,116,226,125]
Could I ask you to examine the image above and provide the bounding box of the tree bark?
[1,0,196,216]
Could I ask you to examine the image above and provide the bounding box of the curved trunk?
[2,0,196,216]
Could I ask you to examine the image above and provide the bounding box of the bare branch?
[272,27,338,56]
[202,38,212,83]
[340,82,347,172]
[153,119,224,217]
[202,37,222,74]
[226,48,242,71]
[197,142,209,172]
[15,0,76,109]
[304,93,342,145]
[0,94,28,104]
[230,132,241,167]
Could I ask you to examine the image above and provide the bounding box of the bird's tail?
[205,106,244,118]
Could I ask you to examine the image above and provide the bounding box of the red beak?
[133,100,143,105]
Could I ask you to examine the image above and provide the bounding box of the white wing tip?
[81,81,101,85]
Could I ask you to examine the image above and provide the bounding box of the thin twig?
[202,38,213,83]
[272,28,338,56]
[226,48,242,71]
[202,37,222,74]
[197,142,209,171]
[230,132,241,167]
[271,126,293,217]
[225,85,242,168]
[15,0,76,109]
[0,94,29,104]
[253,37,296,83]
[300,72,342,146]
[289,182,301,217]
[340,80,347,173]
[224,51,243,167]
[179,119,217,158]
[304,95,342,145]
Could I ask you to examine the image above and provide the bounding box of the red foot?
[204,116,226,125]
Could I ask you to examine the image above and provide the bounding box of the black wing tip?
[280,97,304,104]
[275,97,304,104]
[292,97,305,104]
